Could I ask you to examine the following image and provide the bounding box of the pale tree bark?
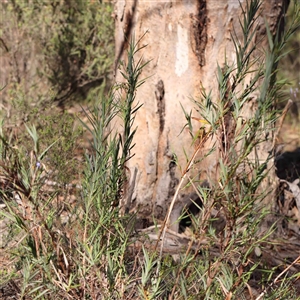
[114,0,289,229]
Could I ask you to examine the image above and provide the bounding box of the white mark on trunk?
[175,24,188,77]
[227,1,242,12]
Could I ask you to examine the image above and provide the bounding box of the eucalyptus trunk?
[114,0,288,228]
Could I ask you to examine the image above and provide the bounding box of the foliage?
[0,0,114,195]
[144,0,300,299]
[0,37,145,299]
[278,0,300,120]
[0,0,114,119]
[0,1,300,299]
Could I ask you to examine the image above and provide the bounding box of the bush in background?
[0,0,114,116]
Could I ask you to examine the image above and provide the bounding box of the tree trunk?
[114,0,288,229]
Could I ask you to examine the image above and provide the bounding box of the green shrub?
[0,0,114,119]
[0,1,300,299]
[0,37,145,299]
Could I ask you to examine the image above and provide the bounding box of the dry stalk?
[169,230,211,299]
[272,99,293,151]
[155,127,213,260]
[255,253,300,300]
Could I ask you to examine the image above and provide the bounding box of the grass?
[0,0,300,299]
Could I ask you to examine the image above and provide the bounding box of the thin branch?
[155,129,212,264]
[255,253,300,300]
[272,98,293,151]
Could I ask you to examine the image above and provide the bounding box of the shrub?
[0,1,300,299]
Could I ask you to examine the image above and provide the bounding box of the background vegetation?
[0,0,114,187]
[0,0,299,299]
[278,0,300,121]
[0,0,114,111]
